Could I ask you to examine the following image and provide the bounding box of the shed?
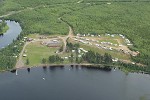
[23,54,27,57]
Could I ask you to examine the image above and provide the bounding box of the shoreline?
[0,63,149,75]
[1,63,114,73]
[21,63,114,69]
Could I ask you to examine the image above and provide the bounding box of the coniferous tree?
[42,58,46,64]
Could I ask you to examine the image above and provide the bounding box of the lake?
[0,65,150,100]
[0,20,22,49]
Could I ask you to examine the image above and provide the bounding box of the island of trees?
[0,19,7,35]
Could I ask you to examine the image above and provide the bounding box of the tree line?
[39,55,64,65]
[82,50,113,64]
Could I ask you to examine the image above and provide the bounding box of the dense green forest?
[8,6,69,35]
[0,0,150,71]
[83,50,113,64]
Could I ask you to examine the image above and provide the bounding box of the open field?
[22,42,59,66]
[22,40,78,66]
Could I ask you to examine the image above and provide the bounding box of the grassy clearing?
[23,42,58,66]
[27,34,66,39]
[22,41,77,65]
[99,39,119,45]
[27,34,39,38]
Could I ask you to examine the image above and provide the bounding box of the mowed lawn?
[23,42,58,66]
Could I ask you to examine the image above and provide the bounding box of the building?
[43,40,61,47]
[23,54,27,57]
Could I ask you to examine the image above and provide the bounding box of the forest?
[0,0,150,71]
[83,50,113,64]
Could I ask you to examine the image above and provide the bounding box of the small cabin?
[47,40,61,47]
[23,54,27,57]
[27,38,33,42]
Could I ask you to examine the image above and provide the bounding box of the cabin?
[64,57,68,59]
[77,34,81,36]
[78,49,81,53]
[132,62,135,65]
[112,58,118,62]
[107,3,111,5]
[125,39,130,43]
[23,54,27,57]
[86,38,89,41]
[27,38,33,42]
[78,55,82,58]
[127,44,133,46]
[24,37,27,39]
[79,48,88,53]
[72,50,75,53]
[74,38,78,41]
[114,44,118,46]
[111,35,115,37]
[47,41,61,47]
[42,40,61,47]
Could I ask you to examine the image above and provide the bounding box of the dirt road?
[15,42,29,68]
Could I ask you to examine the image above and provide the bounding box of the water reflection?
[42,66,47,74]
[70,65,74,69]
[59,65,64,70]
[81,65,112,72]
[49,65,64,71]
[10,69,16,73]
[75,65,79,70]
[27,68,30,73]
[0,34,4,36]
[49,66,57,71]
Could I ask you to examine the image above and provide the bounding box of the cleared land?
[20,30,137,67]
[22,42,58,66]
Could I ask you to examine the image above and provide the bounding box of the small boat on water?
[16,70,18,75]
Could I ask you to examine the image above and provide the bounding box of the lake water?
[0,66,150,100]
[0,20,22,49]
